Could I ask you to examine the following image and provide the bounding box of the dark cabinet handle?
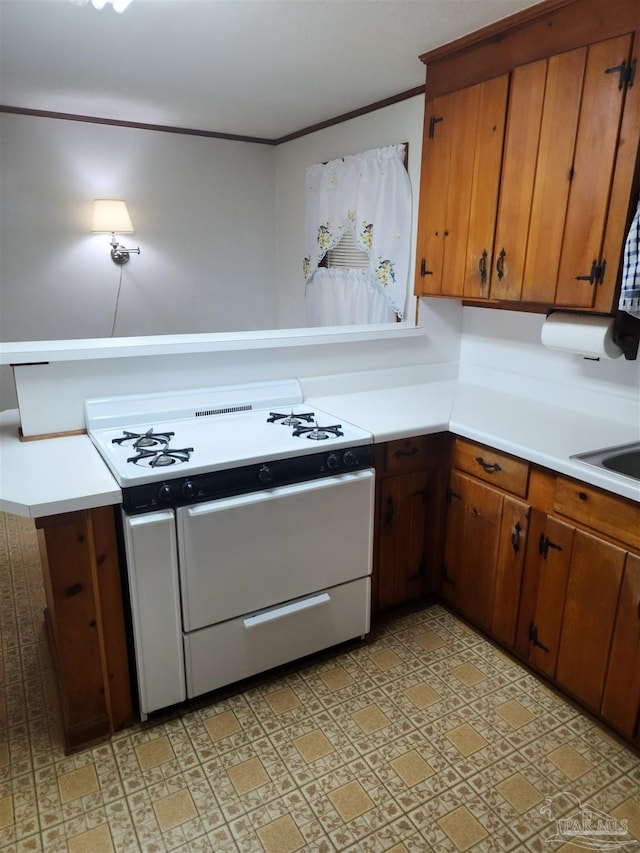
[496,248,506,280]
[385,496,394,525]
[478,250,488,285]
[394,446,419,459]
[511,522,522,553]
[475,456,502,474]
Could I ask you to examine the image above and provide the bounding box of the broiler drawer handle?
[243,593,330,629]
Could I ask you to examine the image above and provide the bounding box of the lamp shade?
[92,199,134,233]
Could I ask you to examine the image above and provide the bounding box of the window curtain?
[305,268,395,326]
[303,144,412,323]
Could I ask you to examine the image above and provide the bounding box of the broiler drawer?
[453,438,529,496]
[184,577,370,698]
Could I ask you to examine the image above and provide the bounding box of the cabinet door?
[442,471,503,631]
[491,60,546,301]
[415,76,508,298]
[521,47,587,303]
[555,34,634,307]
[601,553,640,738]
[463,75,510,299]
[555,531,626,712]
[491,496,530,648]
[376,470,430,611]
[526,516,575,680]
[492,33,636,308]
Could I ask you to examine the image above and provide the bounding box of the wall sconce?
[92,199,140,265]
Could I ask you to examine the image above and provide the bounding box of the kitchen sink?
[572,441,640,482]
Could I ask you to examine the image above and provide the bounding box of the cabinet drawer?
[554,477,640,550]
[383,436,431,474]
[453,438,529,497]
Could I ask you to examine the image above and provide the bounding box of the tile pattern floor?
[1,511,639,852]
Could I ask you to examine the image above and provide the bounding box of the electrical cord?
[110,264,124,337]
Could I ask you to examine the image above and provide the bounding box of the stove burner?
[293,424,344,441]
[127,447,194,467]
[267,411,316,426]
[113,429,175,449]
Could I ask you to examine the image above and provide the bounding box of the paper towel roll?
[540,312,623,359]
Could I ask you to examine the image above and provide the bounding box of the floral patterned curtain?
[303,144,412,320]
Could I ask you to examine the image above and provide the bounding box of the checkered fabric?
[619,199,640,318]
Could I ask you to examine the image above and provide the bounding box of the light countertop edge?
[1,378,638,517]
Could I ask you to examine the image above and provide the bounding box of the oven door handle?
[243,592,331,629]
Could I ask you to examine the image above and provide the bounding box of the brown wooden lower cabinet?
[518,513,575,680]
[442,471,504,631]
[373,433,449,614]
[555,531,627,714]
[601,553,640,740]
[36,506,134,752]
[443,437,640,747]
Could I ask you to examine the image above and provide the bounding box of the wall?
[460,307,640,425]
[1,98,464,419]
[0,113,278,342]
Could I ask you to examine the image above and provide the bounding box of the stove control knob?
[181,480,195,500]
[158,483,173,503]
[342,450,358,467]
[326,452,340,470]
[258,464,273,484]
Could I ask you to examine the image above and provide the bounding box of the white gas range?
[85,380,375,718]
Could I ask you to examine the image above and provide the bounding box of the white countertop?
[0,410,121,517]
[1,374,638,517]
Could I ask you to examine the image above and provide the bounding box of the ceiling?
[0,0,544,142]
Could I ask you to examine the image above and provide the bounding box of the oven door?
[176,469,375,631]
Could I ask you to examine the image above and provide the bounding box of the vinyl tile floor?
[0,512,639,852]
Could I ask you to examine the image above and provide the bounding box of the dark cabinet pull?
[496,248,506,280]
[428,115,444,138]
[575,259,598,284]
[511,522,522,553]
[605,58,636,89]
[475,456,502,473]
[578,491,588,501]
[394,446,419,459]
[420,258,433,277]
[478,250,488,285]
[539,533,563,559]
[446,488,462,504]
[528,621,550,653]
[385,496,394,525]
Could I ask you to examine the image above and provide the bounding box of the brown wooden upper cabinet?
[415,25,640,313]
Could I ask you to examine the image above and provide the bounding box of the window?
[303,144,412,325]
